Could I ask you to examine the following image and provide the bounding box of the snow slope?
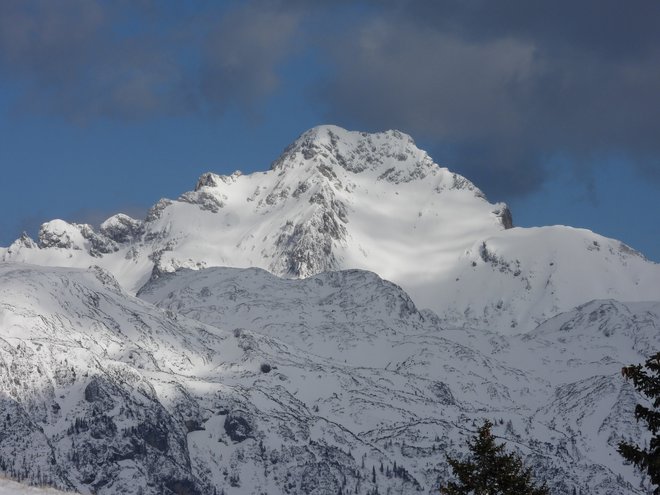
[434,226,660,332]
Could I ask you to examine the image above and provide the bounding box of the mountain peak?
[301,124,416,147]
[193,170,243,191]
[2,125,525,309]
[270,125,435,180]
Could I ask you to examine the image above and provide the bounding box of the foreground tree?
[618,352,660,493]
[441,420,548,495]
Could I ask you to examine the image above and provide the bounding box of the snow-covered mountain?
[0,262,655,494]
[4,125,659,332]
[1,125,660,494]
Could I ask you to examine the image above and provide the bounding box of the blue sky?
[1,1,659,261]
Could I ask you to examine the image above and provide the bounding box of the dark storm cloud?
[318,1,660,197]
[0,0,181,120]
[395,0,660,61]
[200,4,301,113]
[1,0,659,198]
[0,0,301,121]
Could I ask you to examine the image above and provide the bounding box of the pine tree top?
[441,420,548,495]
[618,351,660,493]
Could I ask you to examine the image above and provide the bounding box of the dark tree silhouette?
[441,420,548,495]
[618,352,660,493]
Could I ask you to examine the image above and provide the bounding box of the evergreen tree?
[441,420,548,495]
[618,352,660,493]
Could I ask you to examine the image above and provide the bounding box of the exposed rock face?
[493,204,514,229]
[38,220,84,250]
[145,198,173,223]
[100,214,144,244]
[194,171,242,191]
[4,233,38,257]
[77,223,118,256]
[272,198,348,278]
[224,411,253,443]
[179,189,227,213]
[16,232,37,248]
[195,172,222,190]
[37,219,120,256]
[271,127,435,181]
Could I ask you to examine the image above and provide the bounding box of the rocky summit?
[1,126,659,494]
